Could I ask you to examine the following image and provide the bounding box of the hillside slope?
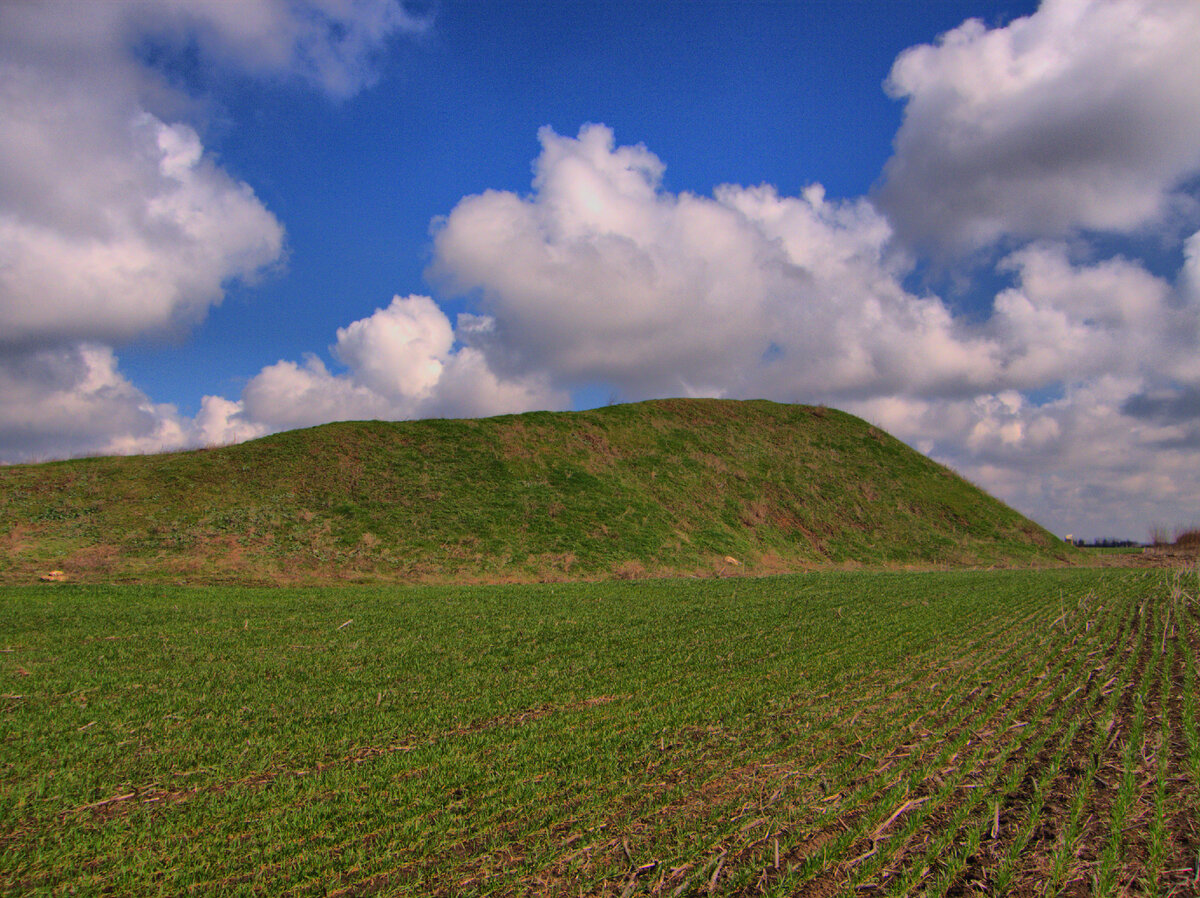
[0,399,1075,583]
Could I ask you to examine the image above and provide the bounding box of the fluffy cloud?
[432,124,1196,406]
[878,0,1200,252]
[0,0,428,348]
[0,0,424,459]
[0,1,426,101]
[432,124,999,401]
[237,295,563,432]
[0,110,284,347]
[0,290,559,463]
[0,343,265,463]
[988,243,1183,386]
[148,0,428,97]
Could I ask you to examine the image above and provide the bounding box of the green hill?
[0,399,1075,584]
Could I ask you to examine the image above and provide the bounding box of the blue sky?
[3,0,1200,541]
[120,0,1038,411]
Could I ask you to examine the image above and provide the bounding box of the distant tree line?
[1072,538,1144,549]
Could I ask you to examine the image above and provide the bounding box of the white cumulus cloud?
[144,0,429,97]
[0,343,266,463]
[236,295,563,432]
[0,0,425,461]
[988,243,1180,387]
[0,109,284,347]
[878,0,1200,252]
[432,124,997,402]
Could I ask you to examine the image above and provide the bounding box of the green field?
[4,568,1197,895]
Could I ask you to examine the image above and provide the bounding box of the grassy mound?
[0,399,1074,583]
